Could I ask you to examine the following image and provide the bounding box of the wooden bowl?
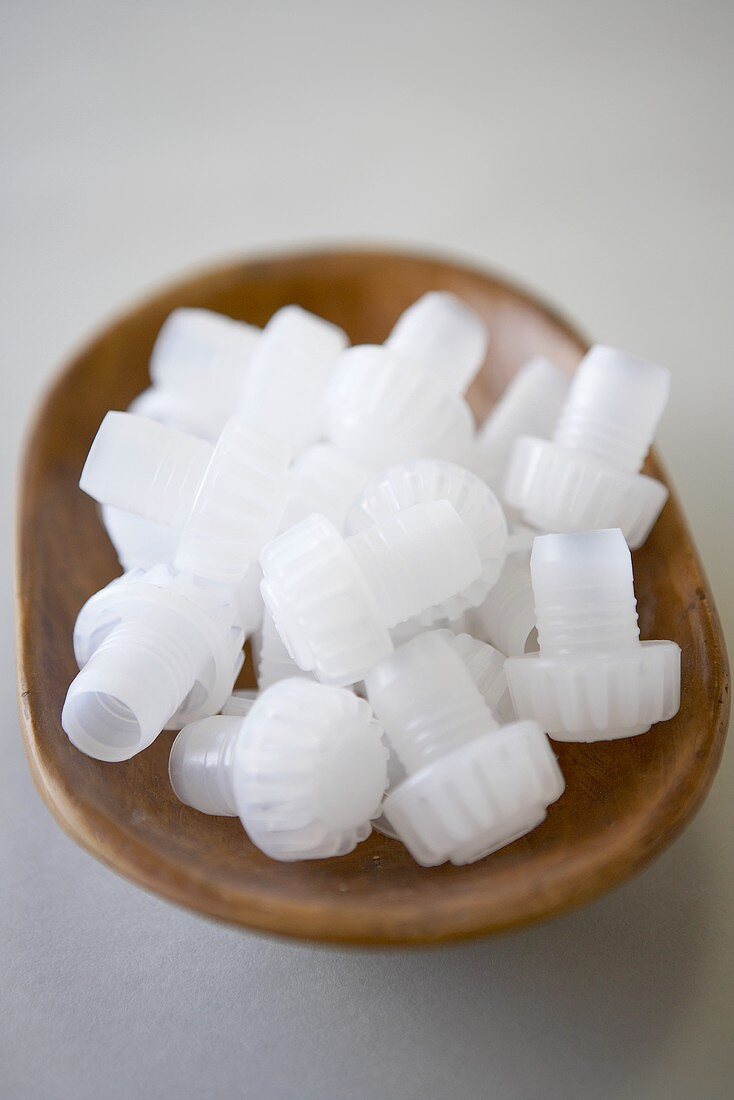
[16,248,730,945]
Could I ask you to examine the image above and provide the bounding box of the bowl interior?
[16,249,730,944]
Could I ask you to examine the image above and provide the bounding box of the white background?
[2,2,733,1097]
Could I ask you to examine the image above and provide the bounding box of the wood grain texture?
[15,248,730,945]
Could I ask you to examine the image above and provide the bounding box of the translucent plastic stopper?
[531,529,640,656]
[365,632,494,774]
[478,357,570,473]
[347,500,482,628]
[554,345,670,473]
[386,291,488,394]
[81,412,212,529]
[238,305,348,454]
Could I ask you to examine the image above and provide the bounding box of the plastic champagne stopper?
[81,412,290,583]
[169,679,388,861]
[237,305,348,455]
[504,345,670,548]
[260,501,482,686]
[469,551,537,657]
[323,292,487,468]
[100,504,264,636]
[441,630,515,723]
[346,458,508,624]
[385,291,489,395]
[475,356,570,488]
[279,442,374,533]
[130,307,261,441]
[372,627,513,841]
[365,631,564,865]
[252,609,314,690]
[325,345,475,468]
[100,504,179,573]
[505,529,681,741]
[62,566,244,761]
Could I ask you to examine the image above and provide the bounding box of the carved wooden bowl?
[16,249,730,945]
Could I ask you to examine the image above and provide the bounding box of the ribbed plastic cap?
[469,553,537,657]
[260,513,393,687]
[66,567,245,760]
[253,609,314,690]
[503,435,668,548]
[443,631,514,722]
[383,721,565,866]
[81,412,212,529]
[385,291,488,394]
[347,459,507,623]
[365,631,493,773]
[325,346,474,466]
[505,639,681,741]
[555,345,670,473]
[279,442,373,532]
[174,417,291,583]
[238,305,348,453]
[100,505,178,573]
[477,357,570,474]
[231,679,388,861]
[127,386,224,441]
[150,308,259,391]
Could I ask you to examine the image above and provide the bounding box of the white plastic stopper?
[237,305,348,455]
[127,387,222,442]
[504,346,671,548]
[260,502,482,686]
[81,412,290,582]
[62,567,244,761]
[279,442,374,533]
[385,291,489,394]
[531,527,639,654]
[145,308,261,440]
[100,505,179,573]
[168,714,243,816]
[151,308,259,390]
[82,412,211,528]
[475,357,570,485]
[169,679,388,861]
[365,632,564,866]
[469,552,538,657]
[505,529,681,741]
[371,625,513,840]
[325,345,475,467]
[442,630,515,722]
[251,609,314,690]
[346,458,508,624]
[554,346,671,473]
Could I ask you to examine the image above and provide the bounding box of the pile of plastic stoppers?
[62,292,681,866]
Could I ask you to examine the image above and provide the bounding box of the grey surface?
[2,2,733,1098]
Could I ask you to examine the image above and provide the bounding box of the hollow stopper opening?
[62,690,144,762]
